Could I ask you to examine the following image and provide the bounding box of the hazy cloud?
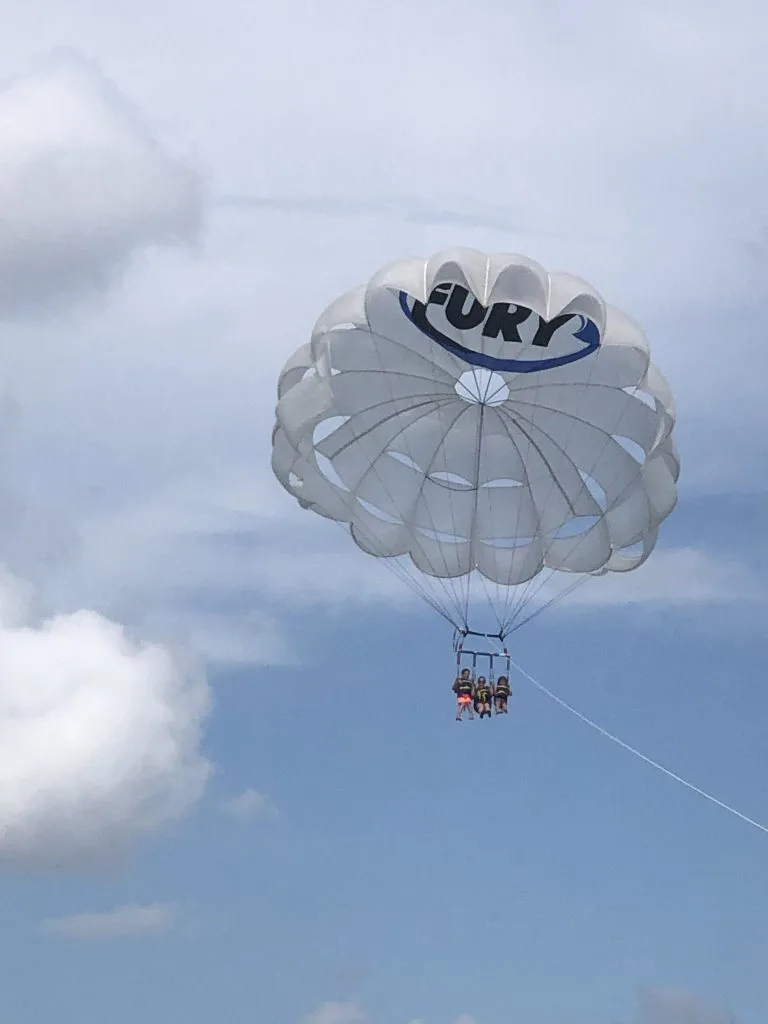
[303,1003,368,1024]
[636,986,737,1024]
[40,903,176,939]
[220,787,278,822]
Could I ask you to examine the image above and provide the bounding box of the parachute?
[271,248,679,639]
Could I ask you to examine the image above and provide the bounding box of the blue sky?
[0,2,766,1023]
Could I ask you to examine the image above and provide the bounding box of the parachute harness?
[454,628,510,685]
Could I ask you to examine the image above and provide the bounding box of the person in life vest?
[493,675,511,714]
[474,676,492,719]
[452,668,475,721]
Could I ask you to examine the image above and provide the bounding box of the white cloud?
[220,787,277,822]
[39,903,176,939]
[303,1003,368,1024]
[453,1017,478,1024]
[635,986,737,1024]
[0,568,212,868]
[38,466,409,667]
[0,51,201,314]
[565,547,764,609]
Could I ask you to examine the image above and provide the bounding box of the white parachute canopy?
[271,248,679,636]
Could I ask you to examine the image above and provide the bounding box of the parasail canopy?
[271,248,679,637]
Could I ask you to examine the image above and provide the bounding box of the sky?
[0,1,766,1022]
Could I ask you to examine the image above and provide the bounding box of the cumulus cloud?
[303,1003,368,1024]
[39,903,176,939]
[635,986,737,1024]
[0,568,212,868]
[220,787,277,822]
[0,56,212,869]
[0,51,201,314]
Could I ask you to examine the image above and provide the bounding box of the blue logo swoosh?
[398,290,600,373]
